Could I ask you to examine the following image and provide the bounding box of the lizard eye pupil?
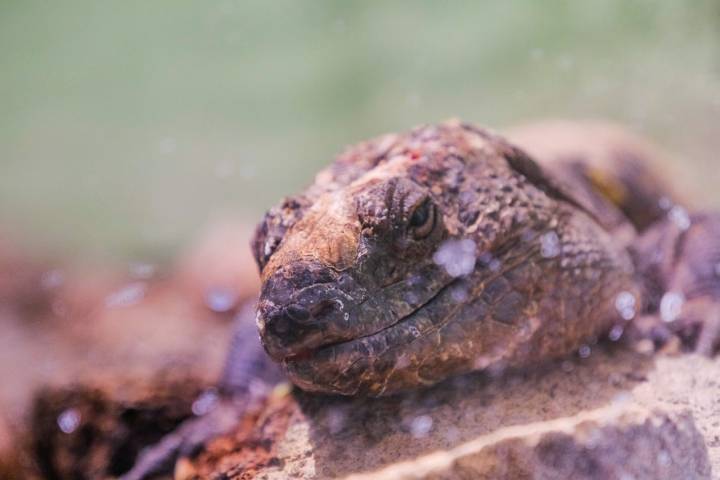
[408,199,436,239]
[409,203,429,227]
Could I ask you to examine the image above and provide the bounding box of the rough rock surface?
[346,408,708,480]
[192,347,720,479]
[29,372,210,479]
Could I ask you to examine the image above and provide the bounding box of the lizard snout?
[256,261,363,362]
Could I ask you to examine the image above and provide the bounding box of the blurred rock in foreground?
[189,349,718,480]
[29,372,209,480]
[0,228,256,479]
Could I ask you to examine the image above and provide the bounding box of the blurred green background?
[1,1,719,262]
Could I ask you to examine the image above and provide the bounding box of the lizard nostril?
[284,304,311,322]
[270,314,291,334]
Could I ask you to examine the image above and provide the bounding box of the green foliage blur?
[1,1,718,261]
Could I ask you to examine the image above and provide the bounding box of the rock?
[191,348,719,479]
[27,371,210,479]
[0,262,232,457]
[346,408,709,480]
[0,239,247,479]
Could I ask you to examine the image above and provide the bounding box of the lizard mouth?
[281,278,460,366]
[258,258,456,364]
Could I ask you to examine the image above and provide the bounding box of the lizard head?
[251,121,582,396]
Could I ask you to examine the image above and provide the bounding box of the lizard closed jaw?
[256,260,366,361]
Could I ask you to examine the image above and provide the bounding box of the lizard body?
[253,121,646,396]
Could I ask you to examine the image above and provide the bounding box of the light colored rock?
[345,407,709,480]
[196,349,720,479]
[633,354,720,474]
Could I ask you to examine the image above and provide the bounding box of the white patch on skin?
[433,239,477,277]
[540,231,561,258]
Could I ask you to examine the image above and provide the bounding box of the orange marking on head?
[261,192,361,281]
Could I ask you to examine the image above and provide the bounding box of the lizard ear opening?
[251,195,311,272]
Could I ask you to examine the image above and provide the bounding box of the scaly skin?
[252,120,644,396]
[507,120,680,234]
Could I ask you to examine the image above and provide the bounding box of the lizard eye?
[408,198,436,240]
